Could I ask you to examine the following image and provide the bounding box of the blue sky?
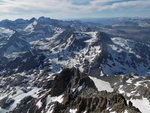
[0,0,150,20]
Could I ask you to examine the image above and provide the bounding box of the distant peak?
[29,17,37,22]
[38,16,51,21]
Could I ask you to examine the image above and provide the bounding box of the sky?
[0,0,150,20]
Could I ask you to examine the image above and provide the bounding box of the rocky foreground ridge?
[1,68,140,113]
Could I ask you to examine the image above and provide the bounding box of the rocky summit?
[0,17,150,113]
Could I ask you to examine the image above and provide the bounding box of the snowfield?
[131,97,150,113]
[89,76,113,92]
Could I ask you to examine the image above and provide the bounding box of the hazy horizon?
[0,16,150,22]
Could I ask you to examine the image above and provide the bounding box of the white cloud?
[97,0,150,11]
[0,0,150,19]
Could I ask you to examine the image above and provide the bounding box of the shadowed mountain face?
[0,17,150,113]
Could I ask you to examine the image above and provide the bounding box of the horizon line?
[0,16,150,21]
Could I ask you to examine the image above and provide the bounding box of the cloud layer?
[0,0,150,20]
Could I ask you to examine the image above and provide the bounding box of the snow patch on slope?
[89,76,113,92]
[0,27,14,38]
[131,97,150,113]
[0,86,40,113]
[69,109,77,113]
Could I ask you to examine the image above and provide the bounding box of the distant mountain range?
[0,17,150,113]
